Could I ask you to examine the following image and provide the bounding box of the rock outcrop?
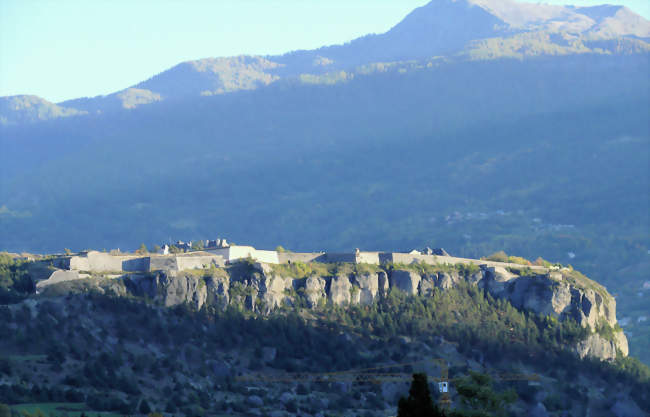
[304,276,327,308]
[328,275,352,305]
[574,333,622,361]
[82,260,629,361]
[390,270,420,295]
[353,273,379,305]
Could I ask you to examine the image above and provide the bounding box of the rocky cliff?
[94,261,628,361]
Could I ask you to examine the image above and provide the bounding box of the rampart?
[70,251,131,272]
[54,246,547,275]
[176,255,225,270]
[277,252,322,264]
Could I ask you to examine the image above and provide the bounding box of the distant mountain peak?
[0,95,86,126]
[469,0,592,29]
[2,0,648,125]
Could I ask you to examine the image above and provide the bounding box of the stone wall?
[177,255,225,270]
[317,253,357,263]
[253,250,280,264]
[69,251,124,272]
[277,252,322,264]
[149,256,178,271]
[206,246,279,264]
[122,257,150,272]
[59,248,546,274]
[357,251,380,264]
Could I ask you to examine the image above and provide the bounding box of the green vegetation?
[0,254,33,304]
[323,283,591,358]
[135,243,148,254]
[386,261,480,277]
[452,372,517,417]
[595,320,623,342]
[483,251,531,265]
[0,286,648,414]
[397,373,444,417]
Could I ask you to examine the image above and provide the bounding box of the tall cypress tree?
[398,373,446,417]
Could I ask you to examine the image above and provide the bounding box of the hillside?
[0,0,648,366]
[0,96,86,125]
[1,252,649,416]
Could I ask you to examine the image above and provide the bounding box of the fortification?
[46,244,548,279]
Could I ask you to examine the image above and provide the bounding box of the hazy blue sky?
[1,0,648,103]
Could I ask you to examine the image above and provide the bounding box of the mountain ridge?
[1,0,648,124]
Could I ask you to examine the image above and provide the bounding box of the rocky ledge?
[43,261,628,360]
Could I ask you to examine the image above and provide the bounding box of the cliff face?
[115,262,627,360]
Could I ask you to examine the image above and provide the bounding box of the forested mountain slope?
[1,254,649,416]
[1,53,649,362]
[0,0,648,364]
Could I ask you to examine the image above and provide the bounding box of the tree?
[136,243,148,254]
[450,371,516,417]
[398,373,446,417]
[139,399,151,415]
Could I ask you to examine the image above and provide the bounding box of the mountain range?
[0,0,649,364]
[1,0,649,123]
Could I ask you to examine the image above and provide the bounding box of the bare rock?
[328,275,352,305]
[304,276,326,308]
[614,330,629,357]
[159,273,208,309]
[466,270,485,285]
[354,273,379,305]
[205,275,230,311]
[437,272,460,289]
[574,333,618,360]
[258,275,290,313]
[390,270,421,295]
[378,271,389,295]
[36,270,81,289]
[419,275,436,296]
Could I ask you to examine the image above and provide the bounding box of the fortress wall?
[228,246,256,261]
[122,257,150,272]
[387,253,547,271]
[204,248,227,256]
[253,250,279,264]
[81,252,126,271]
[378,253,393,264]
[69,256,91,271]
[357,252,380,265]
[390,253,438,265]
[319,253,357,263]
[278,252,322,264]
[177,255,225,270]
[149,256,178,271]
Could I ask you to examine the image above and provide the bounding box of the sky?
[1,0,648,103]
